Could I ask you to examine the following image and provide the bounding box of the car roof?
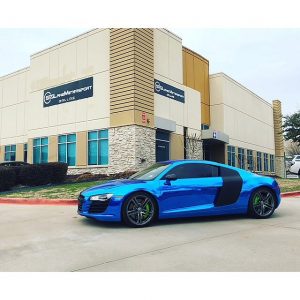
[162,160,228,167]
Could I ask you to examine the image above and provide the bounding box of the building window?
[88,130,109,165]
[227,145,236,167]
[58,134,77,166]
[238,148,245,169]
[33,137,48,164]
[247,150,253,171]
[264,153,269,172]
[4,145,16,161]
[270,154,275,172]
[24,143,28,163]
[257,152,262,172]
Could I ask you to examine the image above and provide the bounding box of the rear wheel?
[122,192,157,227]
[248,188,276,219]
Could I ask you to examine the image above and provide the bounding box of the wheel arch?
[249,185,279,208]
[121,190,160,220]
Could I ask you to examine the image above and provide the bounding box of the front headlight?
[89,194,113,201]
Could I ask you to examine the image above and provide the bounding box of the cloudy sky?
[0,28,299,115]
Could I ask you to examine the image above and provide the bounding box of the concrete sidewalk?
[0,197,299,271]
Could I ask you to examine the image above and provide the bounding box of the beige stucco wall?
[154,77,201,136]
[0,29,110,152]
[210,73,275,154]
[154,29,183,84]
[154,29,201,137]
[0,68,29,146]
[170,133,184,160]
[28,28,110,139]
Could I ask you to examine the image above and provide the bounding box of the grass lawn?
[0,178,299,199]
[277,178,300,193]
[0,180,108,199]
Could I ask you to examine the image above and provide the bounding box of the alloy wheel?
[252,190,275,217]
[126,195,155,226]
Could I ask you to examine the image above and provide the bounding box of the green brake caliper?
[144,203,151,219]
[254,195,260,206]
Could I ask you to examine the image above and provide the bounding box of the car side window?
[220,166,239,177]
[163,163,219,179]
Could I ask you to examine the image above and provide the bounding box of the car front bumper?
[77,195,123,222]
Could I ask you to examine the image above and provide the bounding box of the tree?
[285,140,300,156]
[282,111,300,145]
[183,132,203,160]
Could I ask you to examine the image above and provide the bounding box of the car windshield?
[130,163,170,181]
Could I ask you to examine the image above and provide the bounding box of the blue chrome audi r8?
[78,160,281,227]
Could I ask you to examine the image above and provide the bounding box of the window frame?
[247,149,253,171]
[257,152,262,172]
[58,133,77,166]
[87,129,109,166]
[33,137,49,164]
[24,143,28,163]
[270,154,275,172]
[4,144,16,162]
[264,153,269,172]
[227,145,236,167]
[238,147,245,169]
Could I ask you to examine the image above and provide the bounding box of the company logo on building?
[154,81,164,93]
[154,79,185,103]
[44,92,55,105]
[43,77,93,107]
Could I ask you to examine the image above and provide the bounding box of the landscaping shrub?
[47,162,68,183]
[17,162,68,186]
[18,165,48,186]
[0,167,16,191]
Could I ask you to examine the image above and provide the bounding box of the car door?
[158,163,223,218]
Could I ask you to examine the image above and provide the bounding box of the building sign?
[142,112,147,124]
[43,77,93,107]
[154,79,185,103]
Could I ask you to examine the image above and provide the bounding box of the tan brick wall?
[77,131,87,166]
[27,139,33,164]
[170,133,184,160]
[16,144,24,161]
[0,146,4,161]
[49,136,58,162]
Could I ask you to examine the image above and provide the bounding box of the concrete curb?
[0,198,77,206]
[281,191,300,198]
[0,191,299,206]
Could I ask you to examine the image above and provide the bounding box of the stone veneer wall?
[273,100,285,178]
[68,125,155,175]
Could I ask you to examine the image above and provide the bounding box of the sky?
[0,28,299,115]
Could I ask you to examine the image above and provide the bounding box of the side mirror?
[165,174,177,181]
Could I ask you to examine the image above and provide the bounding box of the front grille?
[88,200,109,214]
[78,194,84,212]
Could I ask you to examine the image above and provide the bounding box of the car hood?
[81,179,149,196]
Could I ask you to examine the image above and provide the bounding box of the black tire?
[248,187,276,219]
[122,192,157,227]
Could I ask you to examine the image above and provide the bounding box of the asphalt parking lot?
[0,197,299,272]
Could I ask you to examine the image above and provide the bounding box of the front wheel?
[122,192,157,227]
[248,188,276,219]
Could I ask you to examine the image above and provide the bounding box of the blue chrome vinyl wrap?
[78,160,281,223]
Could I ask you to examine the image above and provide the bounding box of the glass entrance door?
[156,130,170,162]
